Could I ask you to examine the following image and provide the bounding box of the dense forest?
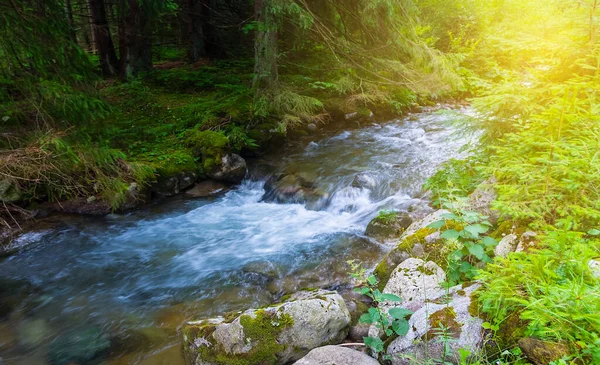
[1,0,599,364]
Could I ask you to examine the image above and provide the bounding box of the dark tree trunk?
[65,0,77,43]
[118,0,153,80]
[88,0,120,77]
[188,0,207,62]
[253,0,278,90]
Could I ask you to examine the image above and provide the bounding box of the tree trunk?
[88,0,120,77]
[119,0,153,80]
[188,0,207,62]
[252,0,278,90]
[65,0,77,43]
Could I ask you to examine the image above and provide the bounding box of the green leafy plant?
[427,197,498,286]
[348,260,413,357]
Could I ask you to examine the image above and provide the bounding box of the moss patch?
[424,307,461,340]
[189,309,294,365]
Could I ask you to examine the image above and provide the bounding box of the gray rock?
[589,260,600,278]
[185,180,229,198]
[306,123,318,133]
[348,323,370,341]
[365,212,413,243]
[494,234,518,258]
[352,173,377,190]
[381,258,445,312]
[386,283,484,365]
[294,346,379,365]
[401,210,450,242]
[467,177,499,223]
[370,258,446,339]
[0,180,21,203]
[263,174,326,209]
[242,260,281,279]
[153,171,198,197]
[208,154,247,183]
[182,290,351,365]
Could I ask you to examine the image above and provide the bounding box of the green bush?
[477,230,600,362]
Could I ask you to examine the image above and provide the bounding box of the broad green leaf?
[464,224,490,238]
[588,229,600,236]
[363,336,384,352]
[389,307,413,319]
[440,229,460,239]
[482,236,498,247]
[427,220,446,229]
[354,287,370,295]
[367,275,378,285]
[380,293,402,302]
[467,244,485,259]
[359,313,373,324]
[392,319,410,336]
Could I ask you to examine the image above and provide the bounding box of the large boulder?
[373,210,453,289]
[370,258,446,340]
[208,154,247,184]
[365,212,413,243]
[400,209,450,241]
[182,290,351,365]
[467,177,499,224]
[152,171,197,197]
[294,346,379,365]
[386,283,484,365]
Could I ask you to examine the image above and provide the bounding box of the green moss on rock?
[187,309,294,365]
[424,307,461,340]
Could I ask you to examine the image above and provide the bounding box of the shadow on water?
[0,108,476,364]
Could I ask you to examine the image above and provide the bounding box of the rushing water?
[0,107,475,364]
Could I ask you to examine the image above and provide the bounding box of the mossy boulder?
[518,337,570,365]
[207,154,247,184]
[152,171,197,197]
[182,290,351,365]
[386,283,484,365]
[365,211,413,243]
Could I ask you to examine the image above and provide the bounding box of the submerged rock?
[48,327,110,365]
[518,337,570,365]
[365,212,413,243]
[294,345,379,365]
[352,173,377,190]
[17,318,51,348]
[182,290,350,365]
[262,173,326,209]
[208,154,247,183]
[386,283,484,365]
[185,180,229,198]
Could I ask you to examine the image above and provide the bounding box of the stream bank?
[0,106,474,365]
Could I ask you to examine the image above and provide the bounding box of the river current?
[0,107,474,364]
